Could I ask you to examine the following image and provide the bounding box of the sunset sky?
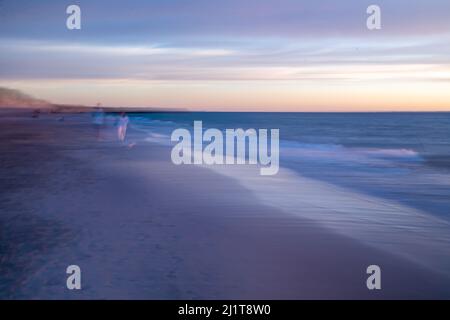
[1,0,449,111]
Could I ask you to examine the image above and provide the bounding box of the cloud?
[1,0,450,42]
[1,41,235,57]
[1,36,449,82]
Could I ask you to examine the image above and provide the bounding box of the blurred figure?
[117,112,129,142]
[92,104,105,140]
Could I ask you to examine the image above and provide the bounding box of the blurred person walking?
[117,112,129,142]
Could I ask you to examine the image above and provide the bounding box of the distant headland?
[0,87,185,113]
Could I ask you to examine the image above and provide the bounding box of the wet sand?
[1,110,450,299]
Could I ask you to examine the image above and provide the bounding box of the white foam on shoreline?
[195,157,450,277]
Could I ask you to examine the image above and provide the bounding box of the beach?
[1,110,450,299]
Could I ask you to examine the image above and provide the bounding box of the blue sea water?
[130,112,450,221]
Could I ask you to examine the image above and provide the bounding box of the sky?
[0,0,449,111]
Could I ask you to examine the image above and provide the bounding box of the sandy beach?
[1,110,450,299]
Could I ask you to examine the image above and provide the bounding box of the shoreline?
[1,111,450,299]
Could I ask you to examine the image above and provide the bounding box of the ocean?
[128,112,450,280]
[130,112,450,219]
[128,112,450,275]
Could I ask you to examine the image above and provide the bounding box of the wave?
[281,141,422,169]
